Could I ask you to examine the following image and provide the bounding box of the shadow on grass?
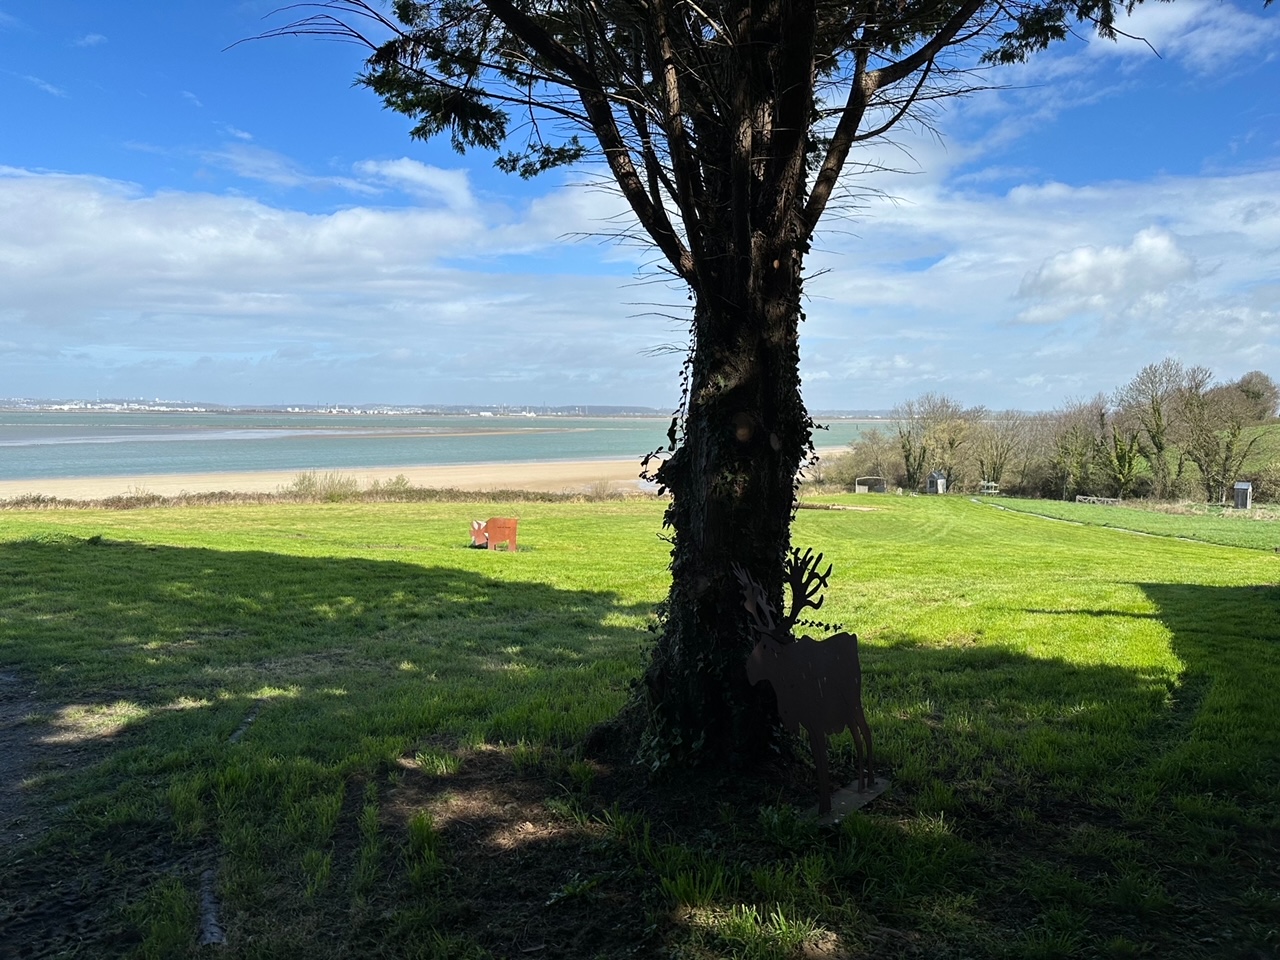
[0,535,653,959]
[1137,582,1280,795]
[0,534,652,695]
[381,628,1279,960]
[2,536,1278,958]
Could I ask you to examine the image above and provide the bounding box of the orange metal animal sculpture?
[470,517,518,551]
[735,550,873,815]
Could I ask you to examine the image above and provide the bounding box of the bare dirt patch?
[374,735,819,960]
[383,746,656,959]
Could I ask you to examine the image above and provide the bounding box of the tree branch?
[481,0,695,282]
[802,0,986,234]
[764,0,820,234]
[651,0,707,264]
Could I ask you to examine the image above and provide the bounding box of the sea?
[0,411,877,481]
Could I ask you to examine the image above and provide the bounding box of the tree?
[973,410,1031,488]
[829,426,899,487]
[1177,367,1263,504]
[894,398,932,493]
[259,0,1251,768]
[893,393,974,490]
[926,400,980,491]
[1231,370,1280,423]
[852,427,899,483]
[1048,395,1106,500]
[1093,407,1144,498]
[1114,359,1188,500]
[1002,412,1054,496]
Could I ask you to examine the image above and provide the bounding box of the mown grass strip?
[979,494,1280,551]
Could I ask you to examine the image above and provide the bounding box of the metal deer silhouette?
[734,549,873,815]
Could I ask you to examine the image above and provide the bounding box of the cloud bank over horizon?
[3,155,1274,410]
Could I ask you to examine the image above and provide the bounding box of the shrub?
[281,471,362,502]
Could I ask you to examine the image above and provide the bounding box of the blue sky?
[1,0,1277,410]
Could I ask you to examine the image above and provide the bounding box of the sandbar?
[0,446,849,502]
[0,459,660,500]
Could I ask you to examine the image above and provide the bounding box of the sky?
[1,1,1277,411]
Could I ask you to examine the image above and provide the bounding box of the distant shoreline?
[0,406,894,421]
[0,448,848,500]
[0,458,653,500]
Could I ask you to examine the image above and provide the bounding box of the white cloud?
[354,158,475,210]
[182,90,203,108]
[73,33,106,47]
[799,167,1280,407]
[917,1,1280,181]
[1016,227,1196,324]
[1,133,1276,408]
[24,74,66,97]
[0,166,677,405]
[198,143,376,194]
[1104,0,1280,74]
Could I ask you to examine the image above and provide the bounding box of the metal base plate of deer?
[735,549,877,818]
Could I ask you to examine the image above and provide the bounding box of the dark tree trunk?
[641,212,813,768]
[633,1,823,769]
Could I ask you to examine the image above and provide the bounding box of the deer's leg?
[848,715,867,792]
[852,700,873,791]
[809,728,831,816]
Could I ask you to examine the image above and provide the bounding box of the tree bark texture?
[644,276,811,767]
[639,72,817,763]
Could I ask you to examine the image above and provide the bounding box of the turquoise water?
[0,412,873,480]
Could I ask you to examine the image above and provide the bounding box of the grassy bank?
[1,496,1277,958]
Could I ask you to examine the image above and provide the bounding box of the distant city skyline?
[1,1,1277,410]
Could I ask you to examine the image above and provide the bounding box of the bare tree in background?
[832,426,900,487]
[1177,367,1264,504]
[894,396,933,492]
[973,410,1031,488]
[929,400,981,491]
[1048,395,1107,500]
[893,393,977,490]
[1115,359,1188,500]
[1010,413,1056,495]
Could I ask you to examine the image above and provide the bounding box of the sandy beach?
[0,446,850,501]
[0,458,667,501]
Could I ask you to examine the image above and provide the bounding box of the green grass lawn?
[1,496,1277,959]
[980,496,1280,552]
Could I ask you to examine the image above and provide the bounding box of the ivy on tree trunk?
[643,247,814,767]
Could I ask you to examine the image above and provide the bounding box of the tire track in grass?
[197,698,270,949]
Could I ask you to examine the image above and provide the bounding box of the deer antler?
[783,547,833,629]
[732,563,779,639]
